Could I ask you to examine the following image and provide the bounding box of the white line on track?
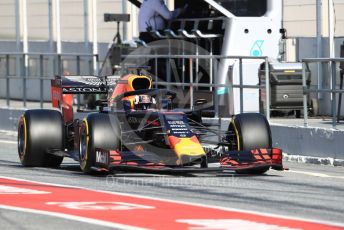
[0,140,16,145]
[288,170,344,179]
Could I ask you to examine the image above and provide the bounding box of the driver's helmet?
[134,94,156,110]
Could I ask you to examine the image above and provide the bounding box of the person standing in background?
[138,0,185,43]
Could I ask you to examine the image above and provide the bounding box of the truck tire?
[228,113,272,174]
[18,110,64,167]
[79,113,121,173]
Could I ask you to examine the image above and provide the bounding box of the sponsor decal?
[96,150,109,164]
[62,87,105,93]
[165,115,192,138]
[65,76,104,86]
[250,40,264,57]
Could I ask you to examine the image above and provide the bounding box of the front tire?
[79,113,121,173]
[17,110,64,167]
[228,113,272,174]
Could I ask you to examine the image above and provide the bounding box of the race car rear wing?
[51,75,120,95]
[51,75,120,123]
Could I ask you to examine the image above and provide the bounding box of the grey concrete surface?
[0,209,115,230]
[0,132,343,228]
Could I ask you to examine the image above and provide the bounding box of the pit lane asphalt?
[0,132,343,229]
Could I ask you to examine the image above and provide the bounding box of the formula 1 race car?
[17,74,284,175]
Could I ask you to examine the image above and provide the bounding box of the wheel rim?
[79,130,87,162]
[18,118,26,159]
[228,121,240,151]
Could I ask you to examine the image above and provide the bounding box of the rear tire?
[17,110,64,167]
[79,113,121,173]
[228,113,272,174]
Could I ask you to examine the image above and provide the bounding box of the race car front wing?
[220,148,284,171]
[91,147,284,174]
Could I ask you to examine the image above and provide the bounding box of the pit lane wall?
[0,108,23,131]
[270,124,344,165]
[1,108,344,163]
